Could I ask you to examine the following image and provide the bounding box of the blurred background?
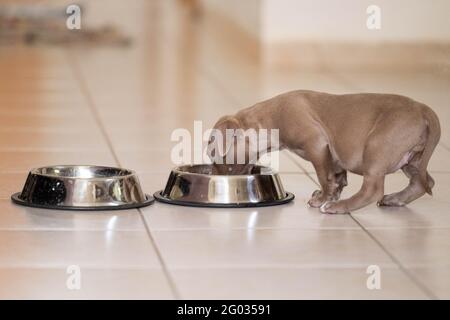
[1,0,449,170]
[1,0,449,146]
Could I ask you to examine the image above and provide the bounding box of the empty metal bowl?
[154,164,294,207]
[11,165,154,210]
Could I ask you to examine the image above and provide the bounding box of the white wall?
[261,0,450,43]
[200,0,262,39]
[203,0,450,43]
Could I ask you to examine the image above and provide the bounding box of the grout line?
[65,49,181,300]
[138,210,181,299]
[349,214,439,300]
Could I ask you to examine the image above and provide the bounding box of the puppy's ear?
[208,116,242,161]
[214,116,241,132]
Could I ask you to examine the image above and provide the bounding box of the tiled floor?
[0,0,449,299]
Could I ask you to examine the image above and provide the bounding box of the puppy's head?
[207,115,252,175]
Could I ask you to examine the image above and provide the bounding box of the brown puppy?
[208,90,441,214]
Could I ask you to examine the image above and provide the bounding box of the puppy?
[207,90,441,213]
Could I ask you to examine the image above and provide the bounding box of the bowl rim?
[11,192,155,211]
[171,164,278,177]
[28,165,137,180]
[154,190,294,208]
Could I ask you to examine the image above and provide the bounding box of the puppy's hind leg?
[379,106,439,206]
[378,157,435,206]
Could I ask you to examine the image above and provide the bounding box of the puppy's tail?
[418,106,440,195]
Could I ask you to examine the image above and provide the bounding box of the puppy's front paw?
[308,190,326,208]
[319,201,349,214]
[311,189,321,198]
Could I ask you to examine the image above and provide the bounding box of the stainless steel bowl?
[11,165,154,210]
[154,164,294,207]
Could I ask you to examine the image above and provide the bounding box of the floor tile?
[0,151,117,173]
[153,229,394,268]
[0,78,79,94]
[0,173,27,199]
[0,93,85,106]
[0,200,145,231]
[0,105,91,118]
[171,267,427,299]
[0,130,108,151]
[144,203,358,231]
[409,266,450,299]
[0,230,160,268]
[0,121,100,136]
[0,267,173,299]
[368,228,450,266]
[352,200,450,229]
[427,145,450,173]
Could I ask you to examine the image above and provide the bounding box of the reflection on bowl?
[11,165,154,211]
[155,164,294,208]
